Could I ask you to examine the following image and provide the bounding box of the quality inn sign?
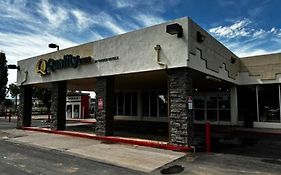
[36,54,93,76]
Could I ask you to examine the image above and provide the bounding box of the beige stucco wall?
[17,17,245,86]
[17,17,189,85]
[187,18,240,83]
[239,53,281,84]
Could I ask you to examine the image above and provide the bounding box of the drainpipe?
[154,44,167,68]
[21,71,28,85]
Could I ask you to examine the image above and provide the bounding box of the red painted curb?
[20,127,194,152]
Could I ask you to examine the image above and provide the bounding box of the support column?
[17,85,32,128]
[95,76,114,136]
[50,81,67,130]
[168,67,193,146]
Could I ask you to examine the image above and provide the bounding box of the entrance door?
[66,102,81,119]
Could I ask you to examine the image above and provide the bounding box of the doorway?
[66,102,81,119]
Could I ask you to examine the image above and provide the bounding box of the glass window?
[219,110,231,121]
[114,94,117,115]
[218,95,231,121]
[207,110,217,121]
[194,96,205,109]
[142,91,149,117]
[218,96,230,109]
[125,92,131,116]
[158,90,168,117]
[150,91,158,117]
[237,86,257,122]
[194,110,205,121]
[117,92,124,115]
[132,92,138,116]
[207,96,217,109]
[258,85,280,123]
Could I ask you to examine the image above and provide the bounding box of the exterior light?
[197,31,205,43]
[166,23,183,38]
[7,64,20,70]
[206,75,222,82]
[48,43,59,51]
[231,56,237,64]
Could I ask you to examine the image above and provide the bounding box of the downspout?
[154,44,167,68]
[21,71,28,85]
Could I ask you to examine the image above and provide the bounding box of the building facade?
[16,17,281,146]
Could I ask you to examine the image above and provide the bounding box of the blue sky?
[1,0,281,84]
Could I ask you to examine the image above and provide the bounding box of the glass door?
[66,103,81,119]
[73,104,80,119]
[66,105,72,118]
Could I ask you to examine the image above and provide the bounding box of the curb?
[20,127,193,152]
[66,119,96,124]
[234,129,281,137]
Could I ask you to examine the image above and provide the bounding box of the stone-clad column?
[168,67,193,146]
[17,85,33,128]
[50,81,67,130]
[95,76,114,136]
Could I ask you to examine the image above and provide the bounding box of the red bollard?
[205,122,211,152]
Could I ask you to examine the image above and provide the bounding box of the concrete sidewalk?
[0,129,186,173]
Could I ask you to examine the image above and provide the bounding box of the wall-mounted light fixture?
[166,23,183,38]
[231,56,237,64]
[206,75,222,82]
[7,64,20,70]
[48,43,59,51]
[197,31,205,43]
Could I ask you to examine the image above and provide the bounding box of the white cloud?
[90,32,104,41]
[114,0,137,8]
[72,10,93,31]
[0,0,36,23]
[91,12,128,34]
[210,18,281,40]
[38,0,68,28]
[209,19,251,38]
[209,18,281,57]
[252,29,266,38]
[0,32,77,85]
[134,14,165,27]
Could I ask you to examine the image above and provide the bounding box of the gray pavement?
[0,139,147,175]
[0,118,186,173]
[153,153,281,175]
[2,117,281,175]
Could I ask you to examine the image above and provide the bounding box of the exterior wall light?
[231,56,237,64]
[7,64,20,70]
[166,23,183,38]
[48,43,59,51]
[206,75,222,82]
[197,31,205,43]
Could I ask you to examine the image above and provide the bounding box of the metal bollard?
[205,122,211,152]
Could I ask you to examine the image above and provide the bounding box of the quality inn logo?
[36,54,93,76]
